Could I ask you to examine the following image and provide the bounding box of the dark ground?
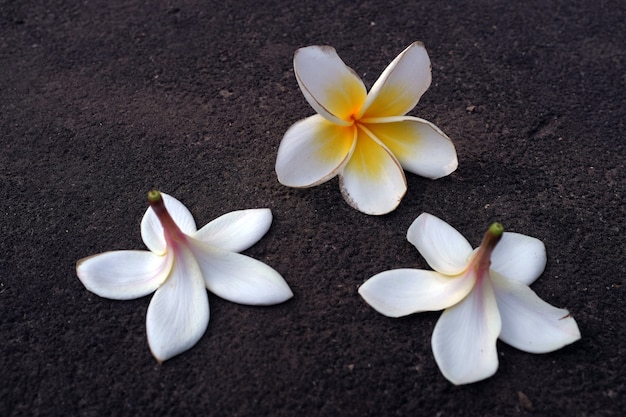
[1,0,624,416]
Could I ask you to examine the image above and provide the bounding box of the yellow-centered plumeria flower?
[76,191,293,362]
[275,42,458,215]
[359,213,581,385]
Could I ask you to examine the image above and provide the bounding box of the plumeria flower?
[359,213,581,385]
[77,191,293,363]
[275,42,458,215]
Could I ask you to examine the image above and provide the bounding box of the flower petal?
[491,272,581,353]
[491,232,547,285]
[338,129,406,215]
[189,239,293,305]
[194,208,273,253]
[364,117,458,179]
[358,268,475,317]
[276,115,356,187]
[359,41,432,119]
[294,45,367,124]
[407,213,473,275]
[76,250,170,300]
[432,278,502,385]
[146,246,209,362]
[141,193,197,255]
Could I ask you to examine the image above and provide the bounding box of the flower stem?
[473,222,504,276]
[147,190,186,243]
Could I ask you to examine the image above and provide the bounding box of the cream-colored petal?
[407,213,473,275]
[338,129,406,215]
[294,45,367,124]
[359,41,432,119]
[189,239,293,306]
[141,193,197,255]
[276,115,356,187]
[358,268,475,317]
[77,250,171,300]
[146,245,209,363]
[432,277,502,385]
[491,233,547,286]
[491,272,581,353]
[193,208,273,253]
[364,117,458,179]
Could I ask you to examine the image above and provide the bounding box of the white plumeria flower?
[275,42,458,215]
[77,191,293,363]
[359,213,581,385]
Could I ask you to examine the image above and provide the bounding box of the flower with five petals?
[359,213,581,384]
[77,191,293,362]
[275,42,458,215]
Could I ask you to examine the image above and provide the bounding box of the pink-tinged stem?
[472,223,504,280]
[147,190,188,245]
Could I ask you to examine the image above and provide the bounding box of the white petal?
[491,272,581,353]
[294,45,367,124]
[491,232,547,285]
[146,246,209,362]
[359,41,432,119]
[189,239,293,305]
[194,208,273,253]
[407,213,473,275]
[276,115,356,187]
[141,193,197,255]
[364,117,458,179]
[338,129,406,215]
[76,250,170,300]
[432,278,502,385]
[358,268,475,317]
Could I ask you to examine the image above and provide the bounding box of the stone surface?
[1,0,624,415]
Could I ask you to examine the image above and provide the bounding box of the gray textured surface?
[1,0,624,415]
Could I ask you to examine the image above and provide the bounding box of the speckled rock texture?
[1,0,624,415]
